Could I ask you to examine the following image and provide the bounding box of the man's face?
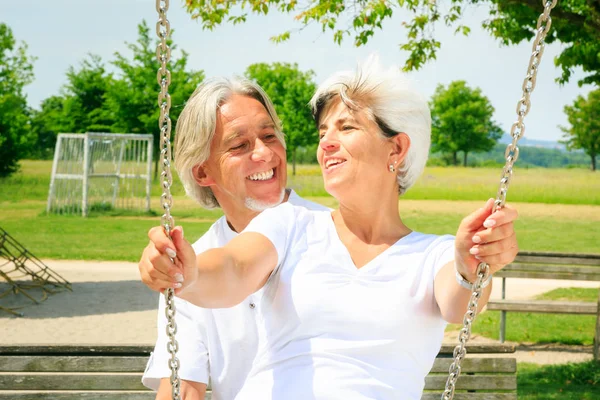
[196,94,287,212]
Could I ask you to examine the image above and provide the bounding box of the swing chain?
[156,0,181,399]
[441,1,557,399]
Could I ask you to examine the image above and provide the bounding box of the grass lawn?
[518,361,600,399]
[449,289,600,398]
[3,161,600,205]
[289,164,600,205]
[2,161,599,260]
[448,288,599,345]
[1,197,599,261]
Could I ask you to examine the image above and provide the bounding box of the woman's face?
[316,99,397,200]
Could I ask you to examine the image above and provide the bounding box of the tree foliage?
[430,80,502,166]
[28,21,204,176]
[560,89,600,171]
[107,21,204,177]
[184,0,600,86]
[63,55,115,133]
[0,23,35,177]
[29,55,115,159]
[30,95,70,159]
[245,62,317,175]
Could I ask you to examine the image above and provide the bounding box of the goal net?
[47,133,153,216]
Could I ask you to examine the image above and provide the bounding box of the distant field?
[2,160,599,205]
[287,164,600,205]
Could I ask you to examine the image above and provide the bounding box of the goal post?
[47,133,153,216]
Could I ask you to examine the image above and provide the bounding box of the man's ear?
[192,164,216,187]
[389,132,411,164]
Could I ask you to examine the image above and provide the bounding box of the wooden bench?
[0,344,516,399]
[486,251,600,360]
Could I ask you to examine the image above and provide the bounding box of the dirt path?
[1,259,597,365]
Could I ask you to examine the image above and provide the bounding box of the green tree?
[560,90,600,171]
[28,55,114,159]
[479,0,600,87]
[30,95,70,159]
[106,21,204,178]
[245,62,317,175]
[62,54,115,133]
[184,0,599,86]
[430,81,502,166]
[0,23,35,177]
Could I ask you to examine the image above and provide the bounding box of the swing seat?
[0,344,516,399]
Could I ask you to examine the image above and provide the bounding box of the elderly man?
[139,76,327,400]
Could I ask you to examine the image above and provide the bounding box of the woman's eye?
[342,125,355,131]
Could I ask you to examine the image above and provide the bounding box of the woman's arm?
[435,199,518,324]
[178,232,278,308]
[434,261,493,323]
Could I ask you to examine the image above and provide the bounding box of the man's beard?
[244,188,286,212]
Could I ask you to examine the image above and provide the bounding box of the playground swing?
[153,1,559,399]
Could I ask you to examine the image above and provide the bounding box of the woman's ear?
[389,132,411,165]
[192,164,216,187]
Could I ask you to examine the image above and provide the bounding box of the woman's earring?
[389,164,395,173]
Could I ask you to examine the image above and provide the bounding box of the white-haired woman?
[151,57,519,399]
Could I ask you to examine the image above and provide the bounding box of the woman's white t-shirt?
[238,202,455,400]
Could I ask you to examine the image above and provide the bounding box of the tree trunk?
[591,154,596,171]
[292,148,297,176]
[453,151,458,166]
[463,151,468,167]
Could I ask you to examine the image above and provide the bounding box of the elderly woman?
[151,57,518,399]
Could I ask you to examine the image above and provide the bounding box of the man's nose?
[251,138,274,162]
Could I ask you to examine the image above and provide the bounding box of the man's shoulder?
[287,190,330,211]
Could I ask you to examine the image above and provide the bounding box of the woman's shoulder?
[400,232,455,251]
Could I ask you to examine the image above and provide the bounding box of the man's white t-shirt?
[142,191,329,399]
[237,202,455,400]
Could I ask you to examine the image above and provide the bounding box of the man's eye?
[230,143,246,151]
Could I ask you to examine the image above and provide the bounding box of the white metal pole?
[146,137,153,212]
[113,138,126,208]
[82,133,90,217]
[46,134,64,213]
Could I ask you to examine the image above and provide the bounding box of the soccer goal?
[47,133,153,217]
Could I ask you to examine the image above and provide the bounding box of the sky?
[2,0,594,142]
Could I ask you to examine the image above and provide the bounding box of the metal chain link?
[155,1,180,399]
[441,1,557,398]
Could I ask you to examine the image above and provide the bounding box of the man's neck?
[223,189,292,233]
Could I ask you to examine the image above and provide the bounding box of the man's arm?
[142,295,211,392]
[156,378,207,400]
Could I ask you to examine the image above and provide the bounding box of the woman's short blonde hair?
[309,55,431,195]
[174,77,285,208]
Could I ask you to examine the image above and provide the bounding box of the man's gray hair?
[309,55,431,195]
[175,77,285,208]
